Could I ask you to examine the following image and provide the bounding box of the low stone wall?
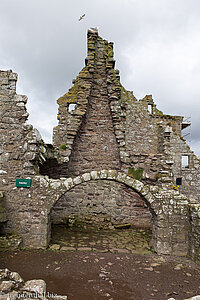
[189,204,200,263]
[0,269,67,300]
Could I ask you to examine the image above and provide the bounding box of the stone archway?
[28,169,189,256]
[48,170,157,253]
[45,170,158,251]
[51,179,154,228]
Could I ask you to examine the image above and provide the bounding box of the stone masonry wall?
[0,70,53,234]
[67,40,121,175]
[50,30,186,187]
[0,191,6,225]
[0,29,199,261]
[52,30,122,177]
[46,171,190,256]
[123,96,176,183]
[51,180,152,227]
[188,204,200,263]
[170,132,200,203]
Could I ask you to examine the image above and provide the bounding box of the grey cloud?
[0,0,200,155]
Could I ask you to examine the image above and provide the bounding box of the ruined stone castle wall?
[122,98,174,183]
[50,31,181,185]
[66,41,121,175]
[0,70,53,234]
[0,30,200,261]
[26,170,189,256]
[189,204,200,263]
[125,100,159,155]
[169,130,200,203]
[52,31,122,177]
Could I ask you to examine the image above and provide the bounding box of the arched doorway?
[51,179,153,227]
[49,174,157,253]
[19,170,188,255]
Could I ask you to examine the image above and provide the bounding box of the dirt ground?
[0,250,200,300]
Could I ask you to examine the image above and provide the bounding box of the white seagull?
[79,14,85,21]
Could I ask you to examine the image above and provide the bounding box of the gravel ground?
[0,250,200,300]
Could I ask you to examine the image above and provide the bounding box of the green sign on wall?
[16,179,31,188]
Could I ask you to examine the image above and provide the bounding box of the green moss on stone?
[128,168,143,180]
[60,144,66,150]
[57,66,91,106]
[107,44,113,59]
[154,108,164,116]
[121,86,137,103]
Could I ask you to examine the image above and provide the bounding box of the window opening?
[68,103,77,113]
[176,177,182,186]
[148,104,153,114]
[181,155,189,168]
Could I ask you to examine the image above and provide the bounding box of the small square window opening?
[68,103,77,112]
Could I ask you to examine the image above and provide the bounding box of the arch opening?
[49,179,157,253]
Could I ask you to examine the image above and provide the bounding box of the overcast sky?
[0,0,200,156]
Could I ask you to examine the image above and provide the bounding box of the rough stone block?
[63,178,74,190]
[82,172,91,181]
[145,192,155,205]
[50,180,61,189]
[73,176,82,185]
[140,185,150,196]
[99,170,108,179]
[90,171,98,180]
[22,280,46,295]
[107,170,118,179]
[130,179,144,192]
[39,177,49,188]
[156,241,172,255]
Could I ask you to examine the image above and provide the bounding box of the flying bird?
[79,14,85,21]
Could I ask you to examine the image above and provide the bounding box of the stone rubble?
[168,297,200,300]
[0,269,67,300]
[1,268,199,300]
